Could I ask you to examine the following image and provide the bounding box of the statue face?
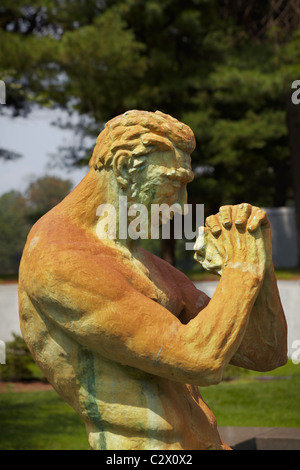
[110,143,194,237]
[137,147,194,211]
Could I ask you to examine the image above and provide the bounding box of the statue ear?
[113,152,131,189]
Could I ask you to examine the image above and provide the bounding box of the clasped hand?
[194,204,272,280]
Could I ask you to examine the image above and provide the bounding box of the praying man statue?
[19,110,287,450]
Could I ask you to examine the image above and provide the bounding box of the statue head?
[89,110,195,209]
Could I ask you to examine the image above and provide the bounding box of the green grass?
[182,265,300,282]
[0,361,299,450]
[199,361,300,428]
[0,390,90,450]
[274,268,300,280]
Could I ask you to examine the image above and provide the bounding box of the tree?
[1,0,299,265]
[0,1,146,165]
[0,176,73,274]
[0,1,147,160]
[0,191,29,274]
[0,333,45,382]
[214,0,300,264]
[0,0,226,266]
[25,175,73,223]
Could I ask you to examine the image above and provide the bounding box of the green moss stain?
[77,347,107,450]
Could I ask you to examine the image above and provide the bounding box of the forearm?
[230,266,288,371]
[38,266,262,387]
[193,203,288,373]
[184,266,262,383]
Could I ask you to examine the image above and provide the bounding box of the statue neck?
[60,169,138,253]
[60,169,112,225]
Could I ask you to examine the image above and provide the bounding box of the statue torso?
[18,214,226,450]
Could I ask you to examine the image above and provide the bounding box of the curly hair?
[89,110,196,172]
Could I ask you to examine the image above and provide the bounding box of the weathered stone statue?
[18,110,287,450]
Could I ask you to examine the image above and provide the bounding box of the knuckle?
[219,204,230,212]
[238,202,252,213]
[259,209,266,218]
[206,215,217,227]
[253,206,265,215]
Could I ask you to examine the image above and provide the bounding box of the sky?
[0,107,89,196]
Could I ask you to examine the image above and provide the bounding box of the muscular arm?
[181,267,288,372]
[229,266,287,371]
[26,246,262,387]
[194,203,288,372]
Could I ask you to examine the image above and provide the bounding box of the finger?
[219,205,232,229]
[205,214,222,236]
[248,209,270,232]
[235,203,252,228]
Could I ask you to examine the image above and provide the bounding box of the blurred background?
[0,0,300,273]
[0,0,300,450]
[0,0,300,275]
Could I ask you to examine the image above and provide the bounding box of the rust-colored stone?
[19,110,287,450]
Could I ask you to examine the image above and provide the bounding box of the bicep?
[29,251,191,379]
